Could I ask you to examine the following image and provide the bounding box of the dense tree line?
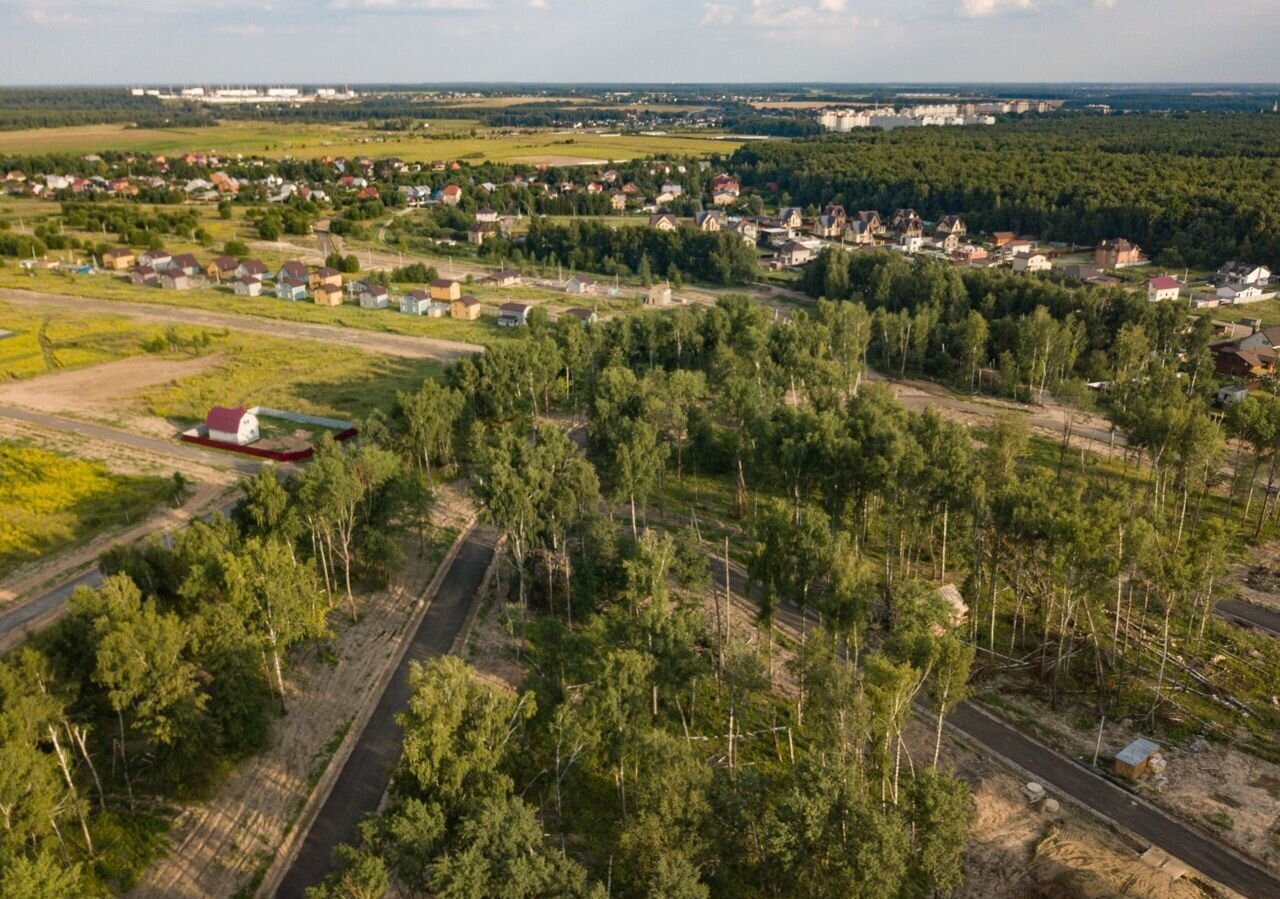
[801,248,1206,397]
[731,114,1280,267]
[312,287,1280,897]
[0,436,413,895]
[521,216,759,285]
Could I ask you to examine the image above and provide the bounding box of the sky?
[0,0,1277,85]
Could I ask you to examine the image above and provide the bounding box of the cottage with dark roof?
[206,406,259,446]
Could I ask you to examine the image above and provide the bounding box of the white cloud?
[746,0,859,30]
[1093,0,1116,7]
[528,0,547,7]
[961,0,1033,16]
[701,2,736,25]
[27,8,92,25]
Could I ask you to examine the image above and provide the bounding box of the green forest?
[4,293,1280,897]
[731,115,1280,267]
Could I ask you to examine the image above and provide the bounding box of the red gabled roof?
[207,406,247,432]
[1148,276,1180,290]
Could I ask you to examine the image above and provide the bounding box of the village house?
[430,279,462,302]
[778,207,804,230]
[654,190,678,206]
[475,208,499,223]
[890,208,924,237]
[649,213,678,232]
[138,249,171,270]
[610,192,628,211]
[313,283,344,307]
[440,184,463,206]
[712,189,738,207]
[233,275,262,297]
[451,295,482,320]
[822,205,848,229]
[207,255,239,280]
[567,274,598,296]
[660,182,683,198]
[102,247,135,270]
[563,307,598,324]
[276,278,308,301]
[498,302,534,327]
[936,231,962,253]
[811,214,842,239]
[935,215,966,239]
[206,407,259,446]
[276,260,307,282]
[695,210,723,233]
[130,266,157,285]
[160,269,191,290]
[400,289,431,315]
[1095,238,1146,269]
[485,269,522,287]
[233,259,268,281]
[1147,275,1182,303]
[310,267,343,290]
[1218,283,1272,304]
[468,222,498,246]
[844,219,877,246]
[360,284,389,309]
[1012,252,1052,274]
[728,218,759,245]
[646,283,673,307]
[778,240,814,267]
[1217,261,1273,288]
[170,253,201,277]
[854,211,882,234]
[990,231,1017,248]
[898,234,925,254]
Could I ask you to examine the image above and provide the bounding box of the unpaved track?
[0,289,483,361]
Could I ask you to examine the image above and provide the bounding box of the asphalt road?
[0,289,484,362]
[713,556,1280,897]
[1216,598,1280,636]
[274,528,497,899]
[946,701,1280,898]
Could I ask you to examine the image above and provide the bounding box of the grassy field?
[0,440,170,577]
[0,295,445,427]
[0,266,512,346]
[0,299,219,380]
[141,334,443,425]
[0,120,741,164]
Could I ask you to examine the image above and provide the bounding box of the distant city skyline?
[1,0,1277,86]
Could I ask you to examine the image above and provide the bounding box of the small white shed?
[206,406,259,446]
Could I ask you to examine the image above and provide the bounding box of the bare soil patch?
[1227,543,1280,614]
[988,689,1280,878]
[0,352,223,438]
[125,484,475,899]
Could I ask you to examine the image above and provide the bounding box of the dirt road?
[0,289,483,361]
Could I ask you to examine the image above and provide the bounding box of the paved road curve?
[274,528,497,899]
[947,701,1280,898]
[1216,598,1280,636]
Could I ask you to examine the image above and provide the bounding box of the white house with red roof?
[206,406,259,445]
[1147,275,1182,303]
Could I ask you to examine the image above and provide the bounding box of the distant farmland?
[0,120,741,163]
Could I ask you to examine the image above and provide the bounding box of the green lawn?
[0,266,511,347]
[0,440,170,578]
[141,335,443,425]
